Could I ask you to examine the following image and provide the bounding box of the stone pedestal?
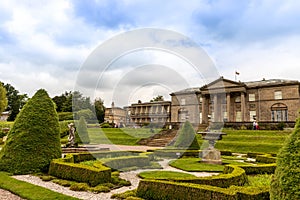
[200,148,222,164]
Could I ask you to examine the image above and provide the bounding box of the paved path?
[0,189,25,200]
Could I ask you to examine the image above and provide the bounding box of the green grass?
[88,128,159,145]
[0,171,79,200]
[169,157,251,172]
[138,170,197,179]
[246,174,272,187]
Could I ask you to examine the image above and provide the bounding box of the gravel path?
[13,159,218,200]
[0,189,25,200]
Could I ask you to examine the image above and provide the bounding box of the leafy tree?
[75,108,97,123]
[270,116,300,199]
[0,89,61,174]
[76,116,90,144]
[52,91,69,112]
[94,98,105,123]
[150,95,164,102]
[0,82,28,121]
[0,83,8,113]
[173,121,200,150]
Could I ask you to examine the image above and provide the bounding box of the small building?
[130,100,171,124]
[0,111,10,121]
[104,102,126,127]
[171,77,300,125]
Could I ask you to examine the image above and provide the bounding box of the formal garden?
[0,89,299,199]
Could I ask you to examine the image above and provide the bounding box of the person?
[253,120,257,130]
[256,121,259,130]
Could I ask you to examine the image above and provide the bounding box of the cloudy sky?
[1,0,300,107]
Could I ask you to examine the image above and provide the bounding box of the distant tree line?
[0,81,105,123]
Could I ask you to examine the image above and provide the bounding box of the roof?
[245,79,300,88]
[170,87,201,95]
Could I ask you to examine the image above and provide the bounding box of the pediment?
[201,77,246,93]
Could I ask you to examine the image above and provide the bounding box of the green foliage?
[0,82,8,113]
[2,83,28,121]
[94,98,105,123]
[0,172,79,200]
[139,171,196,179]
[89,185,110,193]
[0,89,61,174]
[75,109,97,123]
[49,157,111,187]
[246,174,272,187]
[270,117,300,200]
[173,121,200,150]
[100,155,151,171]
[76,116,90,144]
[137,179,269,200]
[69,183,89,191]
[57,112,73,121]
[111,189,138,200]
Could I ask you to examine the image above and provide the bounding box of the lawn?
[88,128,159,145]
[138,171,197,179]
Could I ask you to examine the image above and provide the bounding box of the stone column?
[226,93,231,122]
[201,95,208,124]
[213,94,218,122]
[241,92,245,122]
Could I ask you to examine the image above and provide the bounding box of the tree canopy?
[0,83,8,113]
[150,95,164,102]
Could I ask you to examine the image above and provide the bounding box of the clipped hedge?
[101,156,150,170]
[153,149,199,158]
[256,154,277,164]
[72,151,142,163]
[170,165,247,188]
[238,164,276,175]
[137,180,269,200]
[49,158,111,186]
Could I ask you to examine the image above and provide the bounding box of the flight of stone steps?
[137,129,179,147]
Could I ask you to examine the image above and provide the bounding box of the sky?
[1,0,300,107]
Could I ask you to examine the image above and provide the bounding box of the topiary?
[76,116,90,144]
[0,89,61,174]
[173,121,200,150]
[270,116,300,199]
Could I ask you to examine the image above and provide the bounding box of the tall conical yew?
[76,116,90,144]
[270,116,300,199]
[0,89,61,174]
[173,121,200,150]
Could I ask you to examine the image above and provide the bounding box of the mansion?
[104,77,300,127]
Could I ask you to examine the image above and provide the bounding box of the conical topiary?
[173,121,200,150]
[0,89,61,174]
[76,116,90,144]
[270,116,300,199]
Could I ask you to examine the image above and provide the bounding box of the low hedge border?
[255,154,277,164]
[137,179,269,200]
[49,156,111,186]
[71,151,143,163]
[100,155,151,170]
[152,149,232,158]
[238,163,276,175]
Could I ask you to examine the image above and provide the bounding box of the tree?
[270,116,300,199]
[1,82,28,121]
[173,121,200,150]
[94,98,105,123]
[0,83,8,113]
[0,89,61,174]
[76,116,90,144]
[150,95,164,102]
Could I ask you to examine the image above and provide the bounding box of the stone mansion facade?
[104,77,300,126]
[171,77,300,124]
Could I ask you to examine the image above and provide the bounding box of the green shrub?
[58,112,73,121]
[89,185,110,193]
[49,158,111,186]
[237,163,276,175]
[101,156,150,171]
[0,89,61,174]
[137,179,269,200]
[111,189,137,200]
[256,154,277,164]
[153,149,199,158]
[270,117,300,200]
[72,151,141,163]
[76,116,90,144]
[52,179,74,187]
[173,121,200,150]
[69,183,89,191]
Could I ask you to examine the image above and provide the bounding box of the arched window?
[271,103,288,122]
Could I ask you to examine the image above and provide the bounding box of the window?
[271,103,288,122]
[250,111,256,121]
[235,96,241,103]
[199,97,202,103]
[249,94,255,101]
[274,91,282,100]
[180,98,186,105]
[235,111,241,122]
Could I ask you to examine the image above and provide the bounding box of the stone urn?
[198,131,227,164]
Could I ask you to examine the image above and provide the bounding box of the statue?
[67,123,76,147]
